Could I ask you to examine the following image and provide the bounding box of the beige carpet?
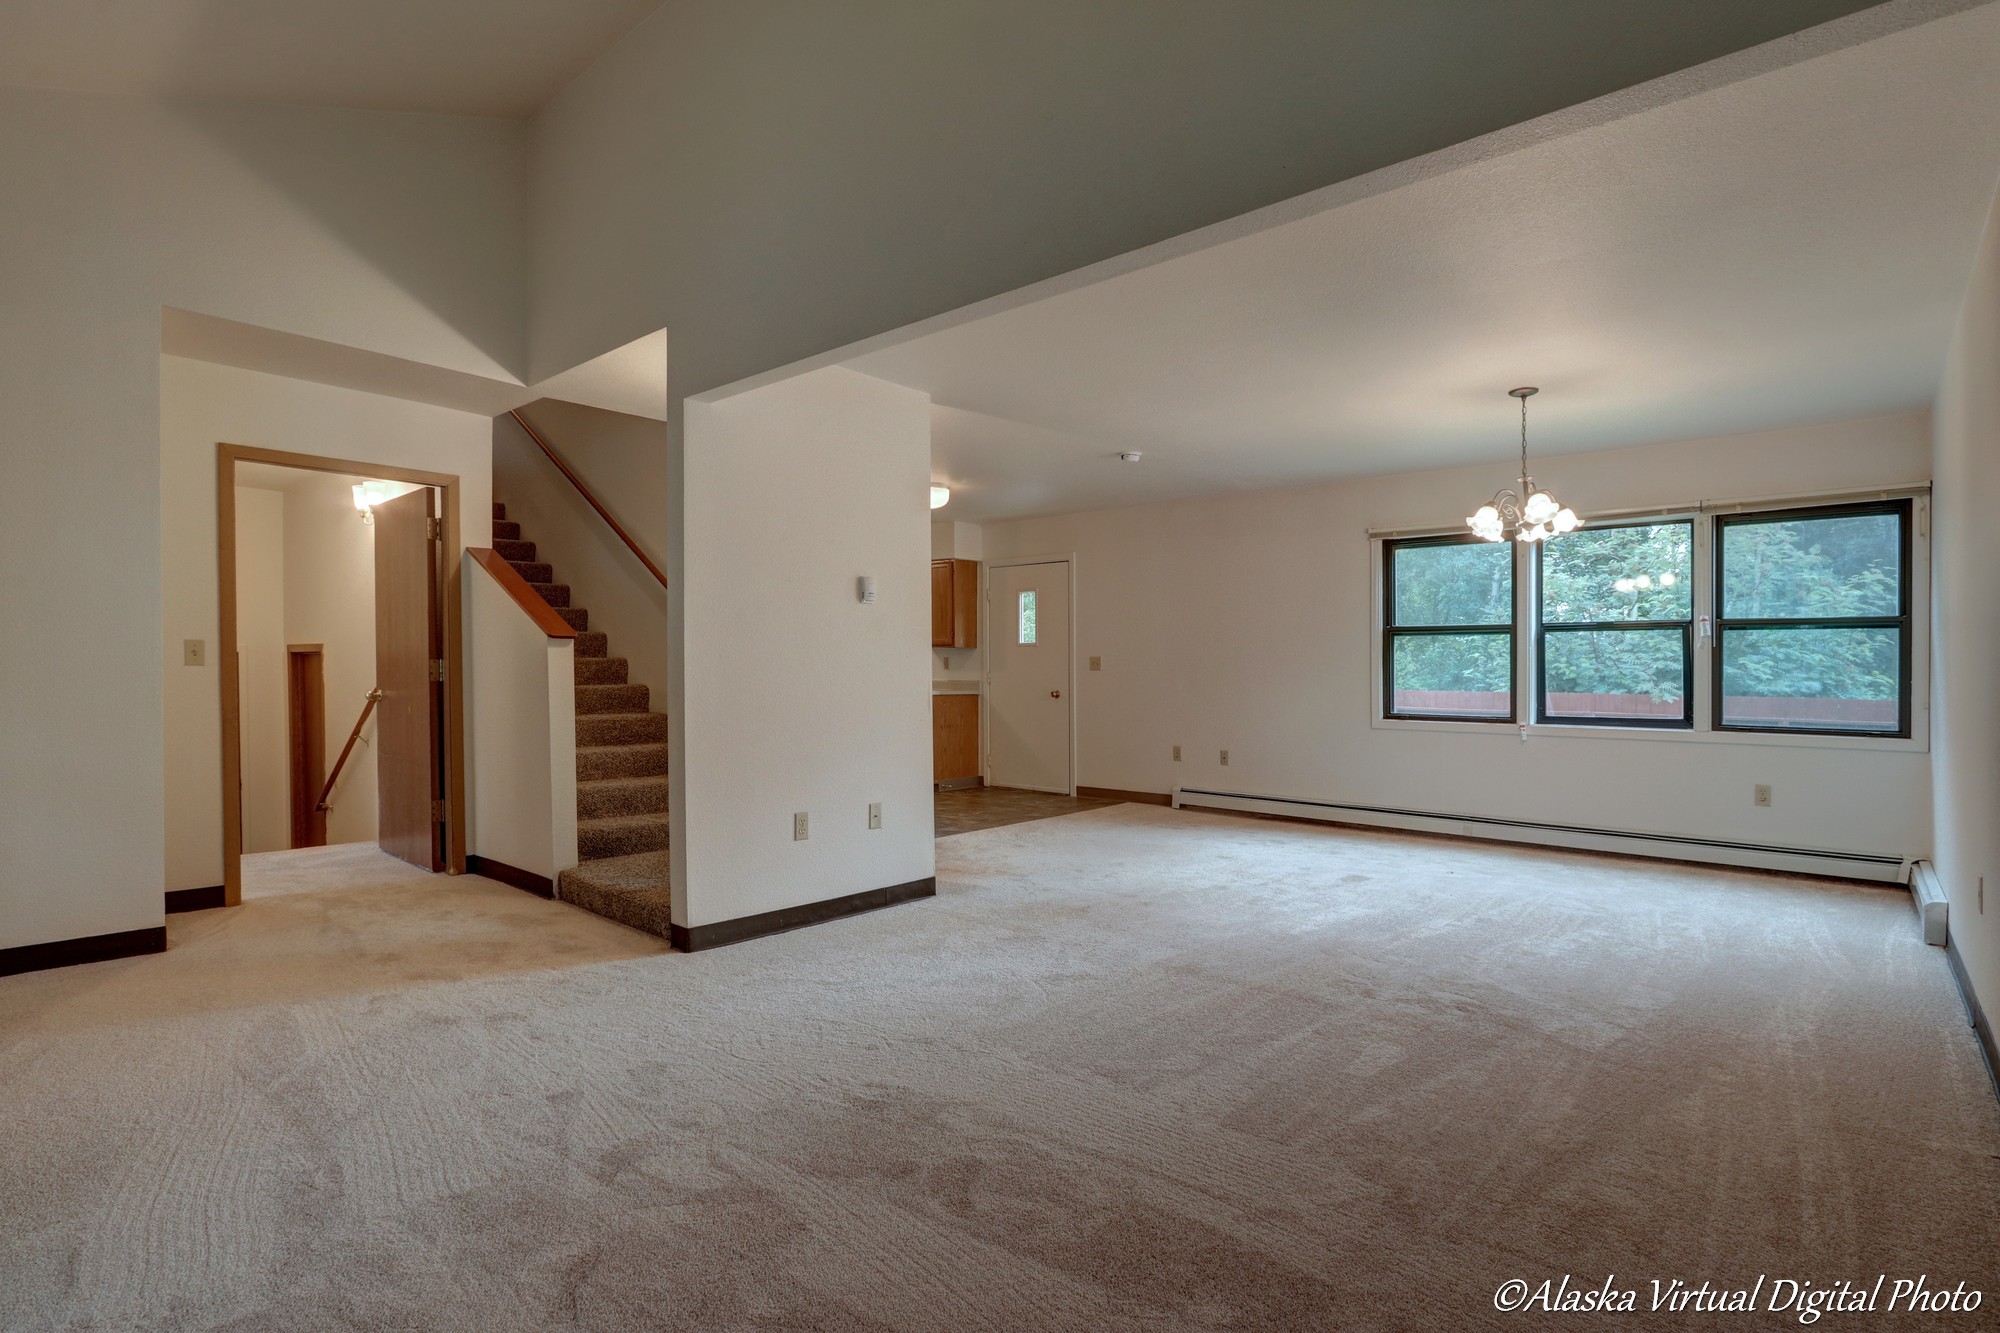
[1,812,1995,1330]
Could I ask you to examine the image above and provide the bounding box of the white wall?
[0,85,520,950]
[466,556,578,883]
[234,488,288,854]
[982,411,1934,864]
[282,472,381,847]
[494,399,667,702]
[161,357,494,895]
[1931,186,2000,1016]
[680,368,934,927]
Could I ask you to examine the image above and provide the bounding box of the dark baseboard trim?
[671,876,936,952]
[467,855,554,899]
[1944,937,2000,1103]
[1078,786,1172,806]
[1,926,167,978]
[165,885,226,913]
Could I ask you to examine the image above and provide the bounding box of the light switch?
[868,802,883,830]
[183,639,206,667]
[1088,656,1102,671]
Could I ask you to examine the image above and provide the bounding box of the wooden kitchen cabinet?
[931,558,978,648]
[933,694,980,782]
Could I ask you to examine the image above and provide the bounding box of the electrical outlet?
[183,639,205,667]
[1753,784,1772,807]
[1172,745,1182,762]
[1089,656,1102,671]
[868,802,882,830]
[793,812,809,841]
[1220,749,1230,766]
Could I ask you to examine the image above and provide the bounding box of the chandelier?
[1466,387,1580,543]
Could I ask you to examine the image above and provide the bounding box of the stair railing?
[316,688,383,813]
[507,409,668,589]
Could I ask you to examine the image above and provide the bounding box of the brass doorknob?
[1050,690,1061,698]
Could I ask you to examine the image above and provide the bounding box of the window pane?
[1541,523,1691,624]
[1390,632,1510,717]
[1720,626,1901,731]
[1721,512,1901,619]
[1543,628,1686,721]
[1018,590,1037,644]
[1391,542,1510,627]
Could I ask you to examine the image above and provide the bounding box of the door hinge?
[429,659,446,682]
[431,799,446,823]
[426,517,442,541]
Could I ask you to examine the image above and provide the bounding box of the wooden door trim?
[980,553,1077,796]
[217,443,467,906]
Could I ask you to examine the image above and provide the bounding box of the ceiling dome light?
[929,485,950,509]
[1465,388,1582,544]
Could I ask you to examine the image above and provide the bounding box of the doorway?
[217,444,467,906]
[985,557,1074,793]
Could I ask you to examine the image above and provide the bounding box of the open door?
[374,487,444,870]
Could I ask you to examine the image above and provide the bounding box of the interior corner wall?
[161,357,494,895]
[494,400,668,704]
[980,411,1934,863]
[0,85,520,951]
[680,368,933,928]
[282,472,382,848]
[234,488,288,854]
[1931,184,2000,1016]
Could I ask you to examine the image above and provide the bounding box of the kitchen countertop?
[932,679,982,695]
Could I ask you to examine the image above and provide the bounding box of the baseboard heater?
[1907,860,1949,946]
[1172,786,1908,882]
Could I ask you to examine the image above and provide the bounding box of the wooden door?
[985,561,1071,793]
[373,487,443,870]
[286,647,327,848]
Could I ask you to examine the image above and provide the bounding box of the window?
[1382,535,1514,721]
[1018,590,1038,644]
[1714,501,1910,736]
[1536,521,1693,727]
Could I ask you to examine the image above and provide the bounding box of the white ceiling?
[849,3,2000,525]
[0,1,662,117]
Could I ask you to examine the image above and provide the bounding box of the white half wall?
[680,368,934,927]
[1932,184,2000,1016]
[981,411,1934,866]
[233,488,288,854]
[161,357,494,895]
[466,556,578,884]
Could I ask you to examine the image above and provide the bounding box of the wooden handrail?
[508,408,668,589]
[316,688,382,813]
[470,547,581,638]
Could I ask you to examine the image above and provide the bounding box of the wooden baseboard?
[165,885,226,914]
[467,855,555,899]
[1945,936,2000,1104]
[670,877,935,952]
[0,926,167,978]
[1077,786,1172,806]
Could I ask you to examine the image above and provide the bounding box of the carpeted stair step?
[573,630,608,658]
[509,559,552,583]
[492,502,507,520]
[578,711,668,746]
[534,583,571,608]
[578,742,668,781]
[574,656,629,685]
[576,682,648,714]
[556,606,589,632]
[557,851,670,941]
[578,812,671,860]
[493,519,521,541]
[494,538,536,562]
[578,775,669,820]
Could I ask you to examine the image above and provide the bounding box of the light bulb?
[1614,578,1635,593]
[929,485,950,509]
[1634,575,1652,590]
[1523,491,1558,524]
[1552,508,1578,534]
[352,483,372,513]
[1659,571,1676,586]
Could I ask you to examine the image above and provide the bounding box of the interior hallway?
[933,785,1119,837]
[2,811,1994,1329]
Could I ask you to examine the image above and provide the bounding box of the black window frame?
[1533,518,1696,730]
[1381,533,1518,724]
[1711,499,1913,739]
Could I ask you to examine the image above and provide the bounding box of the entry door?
[986,561,1071,793]
[373,487,443,870]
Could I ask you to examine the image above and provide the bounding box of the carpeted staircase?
[492,502,674,940]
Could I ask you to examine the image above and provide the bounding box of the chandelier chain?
[1520,392,1529,484]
